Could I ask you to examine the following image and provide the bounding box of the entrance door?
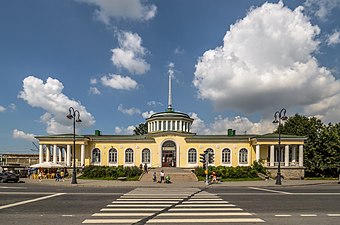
[162,141,176,167]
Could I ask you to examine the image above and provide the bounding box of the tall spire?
[168,67,173,111]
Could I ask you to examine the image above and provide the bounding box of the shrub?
[194,161,267,179]
[81,165,143,180]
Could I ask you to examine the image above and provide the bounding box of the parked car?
[0,172,20,183]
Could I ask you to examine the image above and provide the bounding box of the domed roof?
[148,110,192,120]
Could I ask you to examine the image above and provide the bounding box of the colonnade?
[255,144,304,167]
[39,144,85,167]
[148,120,191,133]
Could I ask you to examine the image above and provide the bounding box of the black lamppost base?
[71,170,77,184]
[276,173,282,185]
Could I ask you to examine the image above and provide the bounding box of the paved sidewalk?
[21,178,338,188]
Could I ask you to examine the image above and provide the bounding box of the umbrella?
[30,162,64,168]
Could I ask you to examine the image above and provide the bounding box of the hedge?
[81,165,143,180]
[194,161,267,179]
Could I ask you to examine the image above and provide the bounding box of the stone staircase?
[140,167,198,182]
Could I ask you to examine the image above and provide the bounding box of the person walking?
[160,170,165,183]
[144,163,148,174]
[152,172,157,182]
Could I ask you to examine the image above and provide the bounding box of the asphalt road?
[0,182,340,225]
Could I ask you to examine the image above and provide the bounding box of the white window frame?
[238,148,248,165]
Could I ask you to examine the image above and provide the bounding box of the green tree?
[133,123,148,135]
[278,114,340,177]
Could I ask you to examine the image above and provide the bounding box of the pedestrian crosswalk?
[82,188,264,224]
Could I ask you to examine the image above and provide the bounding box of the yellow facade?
[36,108,306,179]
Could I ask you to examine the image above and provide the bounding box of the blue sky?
[1,0,340,153]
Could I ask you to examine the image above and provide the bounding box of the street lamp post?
[67,107,82,184]
[273,108,288,185]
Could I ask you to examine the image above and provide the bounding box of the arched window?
[188,148,197,163]
[142,148,150,164]
[222,148,231,164]
[108,148,117,163]
[92,148,101,163]
[239,148,248,164]
[125,148,134,163]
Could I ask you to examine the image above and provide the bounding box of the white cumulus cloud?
[89,87,101,95]
[101,74,138,90]
[190,113,275,135]
[304,0,340,21]
[90,78,97,84]
[18,76,95,134]
[13,129,37,141]
[193,2,340,123]
[142,110,155,119]
[76,0,157,25]
[114,125,135,135]
[327,30,340,46]
[111,31,150,74]
[0,105,5,112]
[147,101,163,107]
[118,104,141,115]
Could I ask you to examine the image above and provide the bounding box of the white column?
[175,120,178,131]
[53,145,57,163]
[63,147,66,164]
[67,145,71,167]
[58,147,62,163]
[39,144,43,163]
[148,123,150,132]
[292,145,296,164]
[179,121,182,131]
[255,145,260,162]
[270,145,275,166]
[81,144,85,166]
[284,145,289,167]
[166,120,168,130]
[46,145,50,162]
[299,145,304,167]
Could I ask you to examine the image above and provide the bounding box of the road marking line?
[275,214,292,217]
[170,208,243,211]
[175,204,236,207]
[147,218,265,223]
[300,214,317,217]
[107,204,171,207]
[182,201,229,204]
[123,193,193,196]
[118,198,183,201]
[83,219,140,223]
[157,212,253,216]
[62,215,74,217]
[0,193,65,210]
[101,208,164,211]
[112,201,178,204]
[248,187,292,195]
[327,214,340,216]
[92,213,153,217]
